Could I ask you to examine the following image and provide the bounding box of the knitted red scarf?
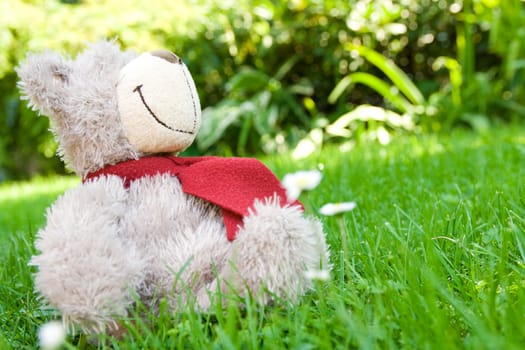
[84,156,301,241]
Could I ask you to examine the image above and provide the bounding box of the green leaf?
[331,72,415,113]
[226,68,270,94]
[326,104,415,138]
[237,114,253,154]
[254,104,278,135]
[496,99,525,117]
[345,43,425,105]
[196,101,247,151]
[288,80,314,96]
[328,75,354,104]
[273,55,299,81]
[0,331,11,350]
[433,56,462,106]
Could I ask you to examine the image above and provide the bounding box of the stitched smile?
[133,84,194,135]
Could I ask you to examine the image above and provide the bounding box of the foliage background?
[0,0,524,180]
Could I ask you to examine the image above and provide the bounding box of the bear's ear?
[16,51,72,117]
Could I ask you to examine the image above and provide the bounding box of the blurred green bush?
[0,0,523,180]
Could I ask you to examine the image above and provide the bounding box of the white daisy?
[38,321,66,350]
[281,170,323,201]
[319,201,357,216]
[304,268,331,281]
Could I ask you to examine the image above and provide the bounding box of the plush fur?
[31,174,329,332]
[17,40,331,333]
[16,41,138,177]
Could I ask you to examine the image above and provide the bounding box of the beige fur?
[16,41,139,177]
[17,40,331,333]
[31,174,329,331]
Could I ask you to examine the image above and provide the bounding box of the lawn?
[1,124,524,349]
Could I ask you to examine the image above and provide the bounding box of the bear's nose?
[150,50,182,64]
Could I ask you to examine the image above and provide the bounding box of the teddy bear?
[16,40,330,334]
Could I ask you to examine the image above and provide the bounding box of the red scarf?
[84,156,301,241]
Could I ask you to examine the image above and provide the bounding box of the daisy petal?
[319,201,357,216]
[304,268,331,281]
[38,321,66,350]
[281,170,323,201]
[284,185,301,202]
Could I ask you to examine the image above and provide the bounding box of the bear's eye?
[150,50,182,64]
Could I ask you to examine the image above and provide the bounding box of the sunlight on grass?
[0,176,79,244]
[267,124,525,349]
[0,176,79,202]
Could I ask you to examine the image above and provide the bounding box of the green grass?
[0,177,80,249]
[0,176,79,349]
[1,125,525,349]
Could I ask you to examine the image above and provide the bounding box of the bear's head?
[16,40,201,177]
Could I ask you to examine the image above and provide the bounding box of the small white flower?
[304,268,331,281]
[319,201,357,216]
[282,170,323,201]
[38,321,66,350]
